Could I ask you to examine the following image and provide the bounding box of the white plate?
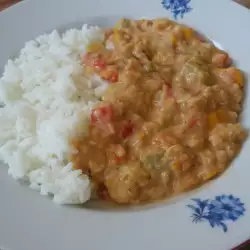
[1,0,250,249]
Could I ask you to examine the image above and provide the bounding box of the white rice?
[0,25,108,204]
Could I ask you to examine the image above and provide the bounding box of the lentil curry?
[72,18,246,204]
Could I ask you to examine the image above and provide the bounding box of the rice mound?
[0,25,108,204]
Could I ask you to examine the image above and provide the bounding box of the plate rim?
[1,0,250,250]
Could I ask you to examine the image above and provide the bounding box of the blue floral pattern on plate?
[187,195,245,232]
[162,0,192,19]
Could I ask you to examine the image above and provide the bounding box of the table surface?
[0,0,250,249]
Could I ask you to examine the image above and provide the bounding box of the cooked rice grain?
[0,25,108,204]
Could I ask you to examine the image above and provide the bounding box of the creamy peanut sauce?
[71,19,246,204]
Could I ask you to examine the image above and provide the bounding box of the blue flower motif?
[187,195,245,232]
[208,195,246,221]
[162,0,192,19]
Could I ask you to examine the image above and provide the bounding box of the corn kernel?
[154,19,171,30]
[172,162,181,169]
[136,131,145,140]
[203,169,218,180]
[183,27,193,40]
[113,29,122,44]
[172,35,177,48]
[231,68,244,87]
[86,42,103,53]
[208,112,219,130]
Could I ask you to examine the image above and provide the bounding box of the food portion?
[0,19,246,205]
[0,26,108,204]
[72,19,246,204]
